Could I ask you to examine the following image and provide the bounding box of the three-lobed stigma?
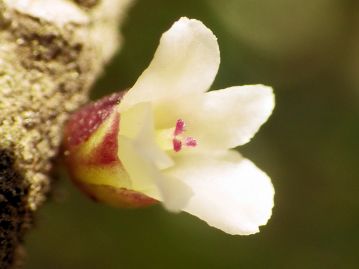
[172,119,197,152]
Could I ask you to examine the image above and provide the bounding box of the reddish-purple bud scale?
[63,90,158,208]
[65,92,124,148]
[75,181,157,208]
[90,113,120,165]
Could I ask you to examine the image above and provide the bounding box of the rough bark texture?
[0,0,132,267]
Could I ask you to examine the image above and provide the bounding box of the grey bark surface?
[0,0,132,267]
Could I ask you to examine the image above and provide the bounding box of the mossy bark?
[0,0,132,267]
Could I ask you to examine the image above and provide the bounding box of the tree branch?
[0,0,133,267]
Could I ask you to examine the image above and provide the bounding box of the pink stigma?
[174,119,185,136]
[173,138,182,152]
[171,119,198,152]
[185,137,197,147]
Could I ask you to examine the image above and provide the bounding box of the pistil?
[171,119,197,152]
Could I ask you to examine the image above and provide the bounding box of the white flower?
[116,17,275,235]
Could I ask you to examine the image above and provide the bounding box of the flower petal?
[155,175,193,212]
[164,151,274,235]
[118,135,161,194]
[119,17,220,111]
[118,102,192,210]
[150,85,274,151]
[119,102,173,170]
[118,136,192,211]
[194,85,274,148]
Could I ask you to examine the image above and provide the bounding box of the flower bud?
[63,92,157,208]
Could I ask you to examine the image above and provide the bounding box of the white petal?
[119,17,220,111]
[165,152,274,235]
[118,102,192,209]
[118,136,192,211]
[156,175,193,212]
[118,135,161,194]
[118,102,173,170]
[179,85,274,150]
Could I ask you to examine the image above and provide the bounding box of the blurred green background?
[26,0,359,268]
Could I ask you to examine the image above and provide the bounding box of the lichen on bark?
[0,0,133,267]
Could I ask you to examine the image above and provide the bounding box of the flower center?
[172,119,197,152]
[156,119,197,153]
